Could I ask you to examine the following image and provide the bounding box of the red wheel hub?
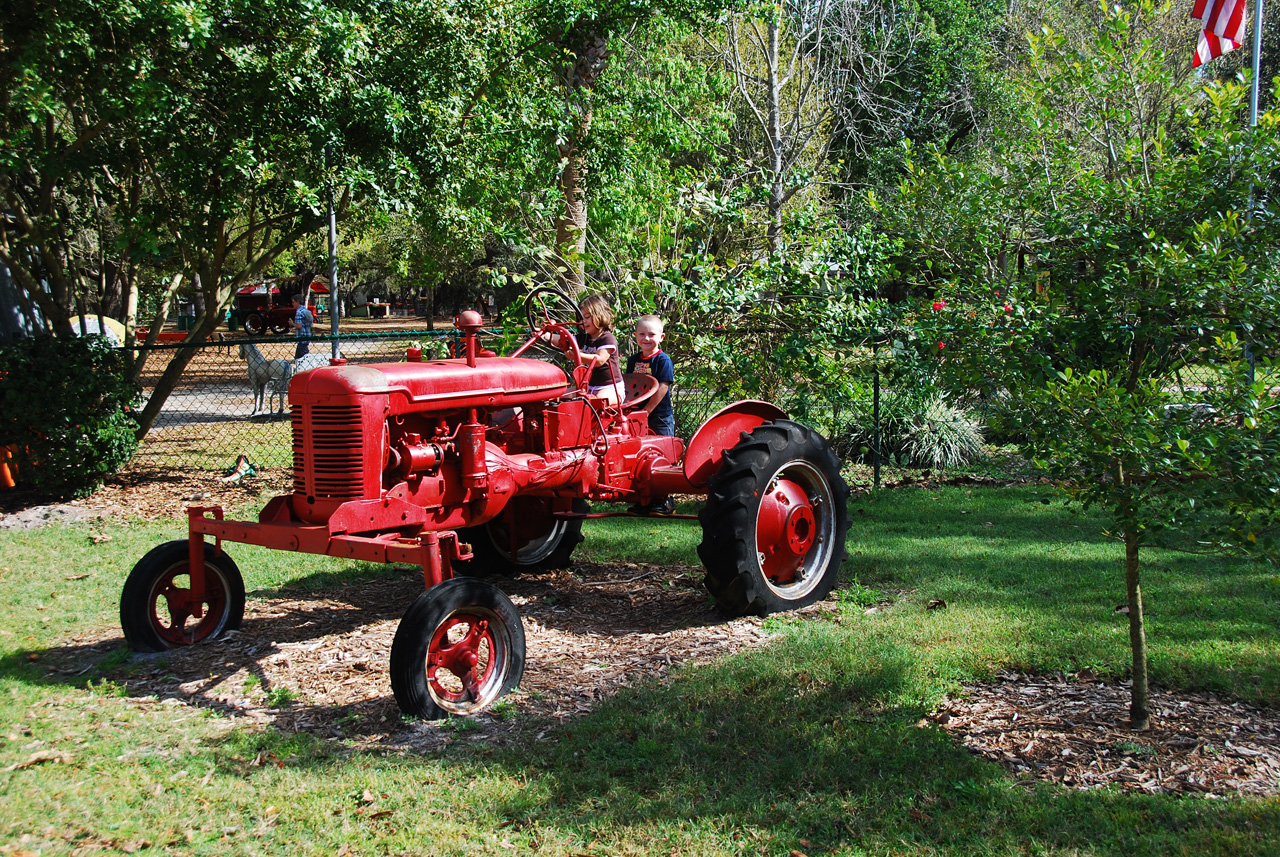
[152,568,228,646]
[427,616,495,704]
[756,477,817,583]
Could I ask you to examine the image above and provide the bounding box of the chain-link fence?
[133,330,468,470]
[128,327,1037,487]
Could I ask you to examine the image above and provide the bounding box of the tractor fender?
[682,400,788,488]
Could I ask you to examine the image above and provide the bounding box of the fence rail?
[125,327,1026,487]
[131,329,484,470]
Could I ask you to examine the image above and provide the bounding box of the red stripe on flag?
[1192,0,1246,41]
[1190,0,1246,66]
[1193,29,1241,67]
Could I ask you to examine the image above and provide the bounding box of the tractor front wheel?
[457,498,585,576]
[698,420,850,616]
[390,578,525,719]
[120,540,246,652]
[243,312,266,335]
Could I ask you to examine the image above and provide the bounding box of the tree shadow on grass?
[484,625,1280,857]
[0,553,744,747]
[0,561,423,691]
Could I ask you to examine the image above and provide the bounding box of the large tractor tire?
[120,540,246,652]
[390,578,525,719]
[456,497,586,576]
[698,420,850,616]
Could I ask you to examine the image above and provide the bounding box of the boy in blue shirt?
[288,294,314,358]
[626,314,676,514]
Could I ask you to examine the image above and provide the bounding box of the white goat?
[238,342,292,415]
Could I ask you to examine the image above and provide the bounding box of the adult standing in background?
[288,293,313,358]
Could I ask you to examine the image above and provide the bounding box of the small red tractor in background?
[234,282,319,335]
[120,288,851,719]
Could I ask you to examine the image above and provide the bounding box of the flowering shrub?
[642,231,900,435]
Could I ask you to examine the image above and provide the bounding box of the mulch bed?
[935,672,1280,797]
[5,465,1279,796]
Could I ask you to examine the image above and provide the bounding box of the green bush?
[0,335,140,497]
[971,391,1027,445]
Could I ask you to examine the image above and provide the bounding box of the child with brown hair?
[574,293,624,404]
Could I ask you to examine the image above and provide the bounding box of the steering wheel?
[525,286,584,338]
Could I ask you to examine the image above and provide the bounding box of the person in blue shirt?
[287,294,313,358]
[626,314,677,515]
[626,314,675,436]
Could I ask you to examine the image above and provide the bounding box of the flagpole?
[1247,0,1264,382]
[1250,0,1264,125]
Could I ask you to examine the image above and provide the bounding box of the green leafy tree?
[651,228,898,436]
[1,0,524,437]
[891,0,1280,729]
[0,0,394,433]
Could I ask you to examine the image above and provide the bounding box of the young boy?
[626,314,675,436]
[626,314,676,515]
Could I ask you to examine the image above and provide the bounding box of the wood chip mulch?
[8,465,1280,795]
[48,561,774,756]
[934,671,1280,797]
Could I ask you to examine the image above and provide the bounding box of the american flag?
[1191,0,1247,67]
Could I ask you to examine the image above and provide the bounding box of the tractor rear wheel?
[390,578,525,719]
[698,420,850,616]
[457,498,586,576]
[120,540,246,652]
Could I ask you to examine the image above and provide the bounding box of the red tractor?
[120,289,851,718]
[234,283,318,335]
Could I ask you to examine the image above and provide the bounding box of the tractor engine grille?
[293,404,366,499]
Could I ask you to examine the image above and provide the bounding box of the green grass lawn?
[1,486,1277,855]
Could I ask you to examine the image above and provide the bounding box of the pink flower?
[1003,304,1012,312]
[937,342,946,350]
[932,301,947,311]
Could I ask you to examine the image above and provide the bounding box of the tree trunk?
[556,133,590,296]
[1124,524,1151,731]
[553,26,610,297]
[130,273,185,382]
[133,210,328,439]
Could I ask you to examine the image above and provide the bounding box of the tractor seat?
[621,372,660,412]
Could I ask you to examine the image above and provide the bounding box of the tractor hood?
[289,357,571,414]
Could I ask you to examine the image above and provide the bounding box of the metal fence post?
[326,149,341,361]
[873,361,881,491]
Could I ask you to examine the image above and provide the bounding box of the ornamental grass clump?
[903,395,985,470]
[837,391,984,470]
